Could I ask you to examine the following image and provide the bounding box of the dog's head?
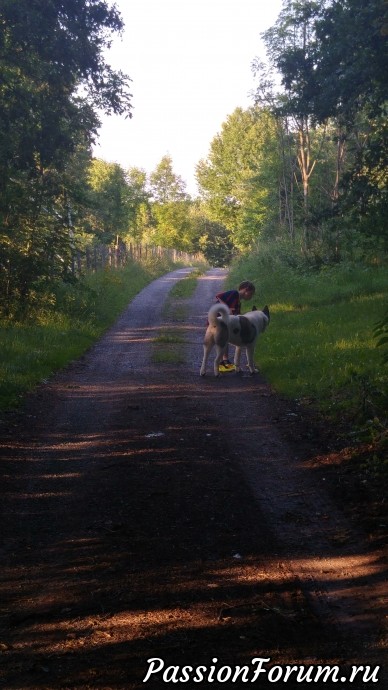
[249,305,270,322]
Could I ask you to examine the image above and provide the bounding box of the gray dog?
[200,303,270,377]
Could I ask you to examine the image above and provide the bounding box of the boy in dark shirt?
[215,280,255,372]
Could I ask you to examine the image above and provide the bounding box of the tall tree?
[149,155,188,203]
[0,0,132,312]
[0,0,131,176]
[125,168,152,242]
[256,0,388,254]
[257,0,326,249]
[308,0,387,123]
[196,107,278,249]
[146,156,192,249]
[87,159,132,244]
[309,0,388,247]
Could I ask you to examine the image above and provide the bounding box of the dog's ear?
[252,305,257,311]
[262,305,270,321]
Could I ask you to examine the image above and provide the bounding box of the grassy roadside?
[228,251,387,446]
[0,257,189,411]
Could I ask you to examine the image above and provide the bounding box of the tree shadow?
[0,269,386,688]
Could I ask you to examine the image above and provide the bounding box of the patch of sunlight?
[294,553,384,580]
[334,338,372,350]
[270,303,308,314]
[350,291,386,304]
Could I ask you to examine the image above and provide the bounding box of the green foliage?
[0,257,176,410]
[196,107,278,249]
[312,0,387,122]
[87,159,136,243]
[168,270,203,299]
[186,204,234,267]
[251,0,388,257]
[374,310,388,364]
[141,156,197,251]
[0,315,95,410]
[1,0,386,325]
[0,0,132,314]
[261,0,320,117]
[125,168,152,241]
[228,247,387,441]
[149,200,193,250]
[149,155,188,203]
[198,220,235,267]
[340,107,388,249]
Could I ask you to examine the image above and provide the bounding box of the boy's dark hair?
[239,280,255,293]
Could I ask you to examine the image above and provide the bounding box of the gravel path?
[0,268,386,689]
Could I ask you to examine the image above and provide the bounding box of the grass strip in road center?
[152,270,202,364]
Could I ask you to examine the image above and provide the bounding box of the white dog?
[200,303,270,377]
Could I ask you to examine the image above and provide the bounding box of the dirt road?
[0,268,386,689]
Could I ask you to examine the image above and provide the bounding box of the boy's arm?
[215,290,240,314]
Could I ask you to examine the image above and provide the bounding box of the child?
[215,280,256,372]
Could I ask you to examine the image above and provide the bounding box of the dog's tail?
[207,302,230,326]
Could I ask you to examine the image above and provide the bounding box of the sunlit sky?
[93,0,283,195]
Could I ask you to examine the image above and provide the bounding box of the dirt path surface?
[0,268,386,689]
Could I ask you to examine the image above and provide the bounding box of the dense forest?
[0,0,387,318]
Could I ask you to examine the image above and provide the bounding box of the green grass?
[0,257,179,410]
[168,269,202,299]
[153,333,186,344]
[0,316,94,410]
[228,253,388,433]
[151,348,186,364]
[151,331,187,362]
[152,270,203,364]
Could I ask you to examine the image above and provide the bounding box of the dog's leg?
[234,346,242,372]
[246,344,258,374]
[200,343,211,376]
[214,345,225,377]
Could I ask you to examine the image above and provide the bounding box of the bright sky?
[93,0,283,196]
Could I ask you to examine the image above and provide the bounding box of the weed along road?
[0,268,386,689]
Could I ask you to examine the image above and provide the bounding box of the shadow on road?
[0,269,386,688]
